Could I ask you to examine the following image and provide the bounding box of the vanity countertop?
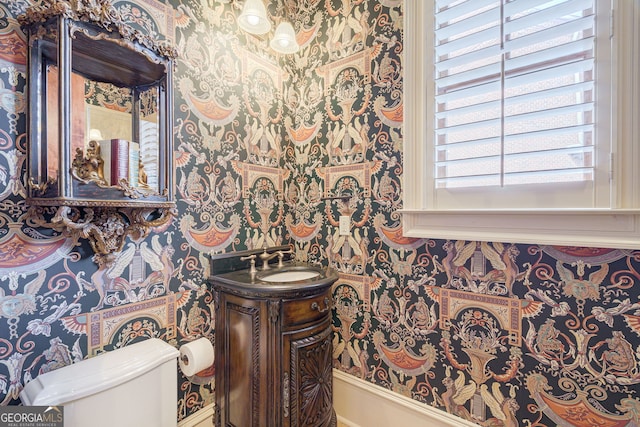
[209,262,338,297]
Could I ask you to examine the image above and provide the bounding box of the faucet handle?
[240,254,257,274]
[276,250,294,267]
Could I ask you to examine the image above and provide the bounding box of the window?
[402,0,640,249]
[434,0,604,209]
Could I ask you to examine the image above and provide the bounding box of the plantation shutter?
[433,0,596,190]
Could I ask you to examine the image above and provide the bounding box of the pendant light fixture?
[270,21,299,54]
[238,0,300,54]
[238,0,271,35]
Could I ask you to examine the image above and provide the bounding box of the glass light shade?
[270,21,299,54]
[238,0,271,35]
[88,128,103,141]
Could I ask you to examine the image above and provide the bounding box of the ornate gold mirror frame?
[19,0,178,257]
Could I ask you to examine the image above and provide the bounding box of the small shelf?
[36,28,168,88]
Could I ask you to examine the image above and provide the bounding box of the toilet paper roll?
[179,338,214,377]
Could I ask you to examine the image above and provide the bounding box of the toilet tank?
[20,338,179,427]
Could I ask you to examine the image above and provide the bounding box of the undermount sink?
[258,270,320,282]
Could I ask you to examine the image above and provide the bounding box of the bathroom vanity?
[209,260,338,427]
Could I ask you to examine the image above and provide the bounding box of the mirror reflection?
[83,83,160,193]
[44,66,161,194]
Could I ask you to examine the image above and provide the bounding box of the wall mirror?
[19,0,177,256]
[43,71,161,194]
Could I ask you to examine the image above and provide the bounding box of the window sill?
[401,209,640,249]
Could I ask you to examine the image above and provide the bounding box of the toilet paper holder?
[179,337,215,382]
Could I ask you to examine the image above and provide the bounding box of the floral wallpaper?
[1,0,640,426]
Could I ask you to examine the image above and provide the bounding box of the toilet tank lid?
[20,338,180,406]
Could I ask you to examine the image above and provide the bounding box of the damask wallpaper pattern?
[0,0,639,426]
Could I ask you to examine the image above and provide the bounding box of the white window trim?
[402,0,640,249]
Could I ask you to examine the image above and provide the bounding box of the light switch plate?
[339,215,350,235]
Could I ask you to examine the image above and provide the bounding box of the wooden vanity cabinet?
[211,278,336,427]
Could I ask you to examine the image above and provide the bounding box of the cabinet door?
[283,320,335,427]
[215,292,270,427]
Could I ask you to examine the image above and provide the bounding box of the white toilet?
[20,338,179,427]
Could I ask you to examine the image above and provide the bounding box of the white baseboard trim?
[179,372,476,427]
[177,403,214,427]
[333,369,478,427]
